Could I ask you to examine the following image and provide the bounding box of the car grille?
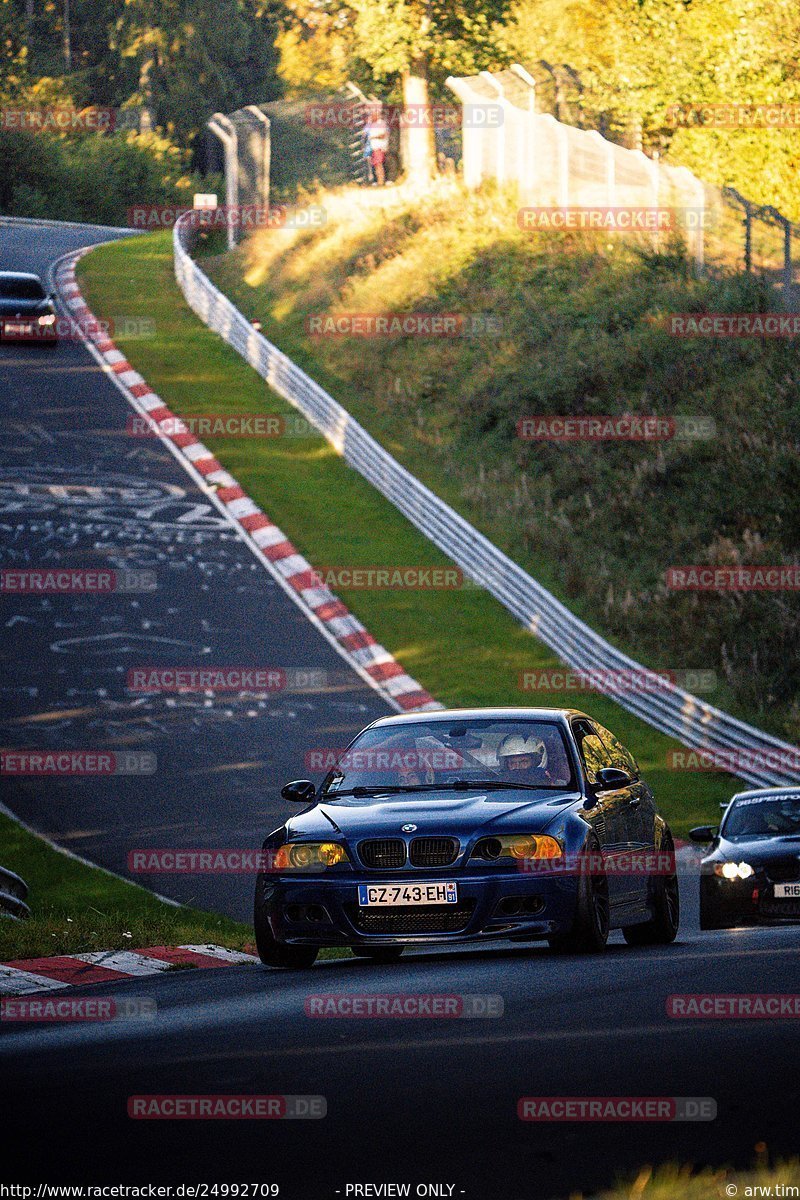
[358,839,406,869]
[764,859,800,883]
[351,901,476,935]
[409,837,459,867]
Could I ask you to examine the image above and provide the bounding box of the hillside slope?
[206,180,800,743]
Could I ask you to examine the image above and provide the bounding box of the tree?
[345,0,511,181]
[505,0,800,215]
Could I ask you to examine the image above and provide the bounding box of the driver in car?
[497,733,554,784]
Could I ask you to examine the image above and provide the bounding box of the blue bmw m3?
[253,708,679,967]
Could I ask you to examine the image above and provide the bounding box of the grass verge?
[76,229,738,836]
[0,811,253,963]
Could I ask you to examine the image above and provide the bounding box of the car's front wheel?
[548,837,609,954]
[253,876,318,969]
[623,830,680,945]
[351,946,404,963]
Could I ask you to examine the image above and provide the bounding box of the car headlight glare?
[273,841,349,870]
[474,834,562,861]
[37,314,56,326]
[714,861,753,880]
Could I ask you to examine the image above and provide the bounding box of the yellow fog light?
[508,836,538,860]
[317,842,348,866]
[530,836,563,859]
[273,842,350,870]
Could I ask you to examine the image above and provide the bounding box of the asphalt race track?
[3,913,800,1197]
[0,219,388,918]
[2,222,799,1199]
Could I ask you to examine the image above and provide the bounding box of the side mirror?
[281,779,316,804]
[594,767,632,791]
[689,825,718,843]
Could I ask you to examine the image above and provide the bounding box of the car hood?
[286,789,580,842]
[0,297,52,317]
[710,833,800,864]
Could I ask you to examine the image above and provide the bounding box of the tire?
[623,831,680,946]
[253,876,318,969]
[548,837,609,954]
[351,946,404,963]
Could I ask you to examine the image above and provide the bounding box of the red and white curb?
[0,944,259,996]
[53,249,439,715]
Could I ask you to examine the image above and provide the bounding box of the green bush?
[0,127,221,226]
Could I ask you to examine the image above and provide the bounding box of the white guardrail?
[173,214,800,788]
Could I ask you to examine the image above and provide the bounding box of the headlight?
[472,834,562,861]
[37,314,56,326]
[714,861,754,880]
[273,841,349,870]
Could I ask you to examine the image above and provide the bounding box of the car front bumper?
[701,872,800,925]
[260,870,579,946]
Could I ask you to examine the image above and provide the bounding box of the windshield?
[723,792,800,837]
[321,718,575,795]
[0,277,46,300]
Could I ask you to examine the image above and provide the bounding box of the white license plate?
[358,882,457,907]
[3,322,35,336]
[774,883,800,899]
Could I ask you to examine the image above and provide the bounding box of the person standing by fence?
[365,105,389,185]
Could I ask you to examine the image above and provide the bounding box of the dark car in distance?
[254,708,679,967]
[691,786,800,928]
[0,271,58,344]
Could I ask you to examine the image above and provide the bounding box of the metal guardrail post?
[761,205,793,309]
[723,187,752,274]
[208,113,238,251]
[243,105,271,215]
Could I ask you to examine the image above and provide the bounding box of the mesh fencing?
[447,67,799,304]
